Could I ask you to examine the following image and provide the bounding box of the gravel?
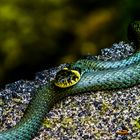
[0,41,140,140]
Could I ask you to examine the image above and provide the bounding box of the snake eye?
[54,67,81,88]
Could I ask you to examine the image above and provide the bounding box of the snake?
[0,20,140,140]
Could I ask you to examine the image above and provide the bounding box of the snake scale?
[0,21,140,140]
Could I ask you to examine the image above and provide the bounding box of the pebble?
[0,41,140,140]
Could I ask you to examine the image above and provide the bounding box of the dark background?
[0,0,140,88]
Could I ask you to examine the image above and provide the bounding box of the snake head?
[131,21,140,31]
[127,20,140,45]
[54,67,81,88]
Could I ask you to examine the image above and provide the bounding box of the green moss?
[0,98,4,106]
[61,117,73,128]
[100,101,109,115]
[134,117,140,129]
[43,118,54,128]
[62,117,73,124]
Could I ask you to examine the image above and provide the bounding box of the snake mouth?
[54,67,81,88]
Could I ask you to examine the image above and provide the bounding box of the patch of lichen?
[43,117,76,136]
[133,117,140,130]
[99,102,110,115]
[43,118,59,128]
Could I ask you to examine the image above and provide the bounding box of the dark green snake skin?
[71,21,140,74]
[0,21,140,140]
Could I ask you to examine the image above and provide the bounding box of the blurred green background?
[0,0,140,88]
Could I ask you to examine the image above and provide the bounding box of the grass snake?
[0,21,140,140]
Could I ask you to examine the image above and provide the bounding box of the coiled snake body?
[0,21,140,140]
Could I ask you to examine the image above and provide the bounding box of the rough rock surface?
[0,41,140,140]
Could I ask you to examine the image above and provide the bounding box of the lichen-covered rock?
[0,42,140,140]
